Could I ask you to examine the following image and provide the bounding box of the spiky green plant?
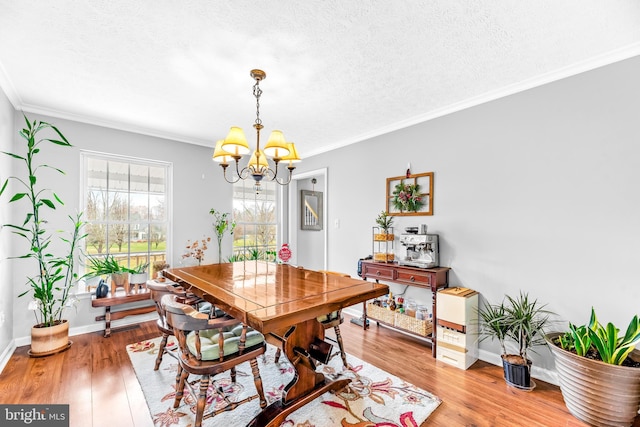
[503,292,553,363]
[86,254,130,276]
[478,300,510,356]
[478,292,553,363]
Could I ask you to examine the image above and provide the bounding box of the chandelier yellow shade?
[212,140,234,164]
[263,130,289,158]
[248,150,269,171]
[281,142,301,165]
[221,126,250,156]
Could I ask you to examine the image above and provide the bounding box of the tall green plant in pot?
[1,115,85,356]
[478,292,553,390]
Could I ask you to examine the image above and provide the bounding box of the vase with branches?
[182,237,210,266]
[210,209,236,263]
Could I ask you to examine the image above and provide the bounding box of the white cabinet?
[435,287,478,370]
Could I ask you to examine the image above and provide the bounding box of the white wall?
[296,55,640,374]
[0,84,14,358]
[5,113,233,342]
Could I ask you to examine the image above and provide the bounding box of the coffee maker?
[398,227,439,268]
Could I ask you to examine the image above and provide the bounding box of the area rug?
[126,336,441,426]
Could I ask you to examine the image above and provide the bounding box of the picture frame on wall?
[386,172,434,216]
[301,190,323,230]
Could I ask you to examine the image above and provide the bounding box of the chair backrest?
[147,281,186,326]
[162,294,262,362]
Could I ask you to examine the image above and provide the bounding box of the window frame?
[79,150,173,290]
[231,179,279,262]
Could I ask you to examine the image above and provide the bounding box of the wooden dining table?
[163,261,389,427]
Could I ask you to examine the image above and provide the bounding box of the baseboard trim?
[0,340,17,375]
[13,312,157,348]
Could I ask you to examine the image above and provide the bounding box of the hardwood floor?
[1,316,638,427]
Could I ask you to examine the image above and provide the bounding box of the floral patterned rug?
[126,336,441,427]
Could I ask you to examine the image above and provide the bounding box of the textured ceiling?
[1,1,639,157]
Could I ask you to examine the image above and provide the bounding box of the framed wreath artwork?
[386,172,433,216]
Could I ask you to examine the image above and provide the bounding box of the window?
[81,152,171,281]
[232,180,278,261]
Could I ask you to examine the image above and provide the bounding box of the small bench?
[92,288,155,337]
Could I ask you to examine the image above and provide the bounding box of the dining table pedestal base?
[247,377,351,427]
[248,318,351,426]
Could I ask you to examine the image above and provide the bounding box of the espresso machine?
[398,228,439,268]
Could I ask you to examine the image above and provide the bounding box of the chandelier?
[212,69,301,192]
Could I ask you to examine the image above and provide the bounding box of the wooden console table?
[91,289,155,337]
[360,260,450,356]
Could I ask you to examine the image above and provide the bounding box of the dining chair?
[162,294,267,427]
[316,270,350,368]
[147,280,218,370]
[273,269,350,369]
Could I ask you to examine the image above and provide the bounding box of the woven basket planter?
[546,332,640,427]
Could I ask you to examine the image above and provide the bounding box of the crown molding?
[0,61,22,108]
[304,42,640,158]
[18,103,212,146]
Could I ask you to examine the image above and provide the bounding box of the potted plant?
[374,211,394,241]
[1,115,85,356]
[87,254,130,294]
[210,208,236,263]
[128,262,149,291]
[152,260,169,280]
[478,292,553,390]
[545,308,640,426]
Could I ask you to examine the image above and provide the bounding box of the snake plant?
[558,307,640,365]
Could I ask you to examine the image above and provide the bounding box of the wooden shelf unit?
[91,288,155,337]
[359,260,450,356]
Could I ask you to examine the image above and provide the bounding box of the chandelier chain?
[253,80,262,126]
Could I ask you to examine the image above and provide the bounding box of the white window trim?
[78,150,173,293]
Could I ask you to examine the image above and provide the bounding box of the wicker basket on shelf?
[367,303,395,324]
[394,312,433,337]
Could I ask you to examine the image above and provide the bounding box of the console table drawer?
[362,263,395,280]
[395,270,432,286]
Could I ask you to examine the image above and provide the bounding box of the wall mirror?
[301,190,323,230]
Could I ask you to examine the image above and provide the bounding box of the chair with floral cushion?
[162,294,267,427]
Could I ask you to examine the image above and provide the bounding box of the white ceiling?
[1,1,639,158]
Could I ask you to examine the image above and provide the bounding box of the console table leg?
[104,306,111,338]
